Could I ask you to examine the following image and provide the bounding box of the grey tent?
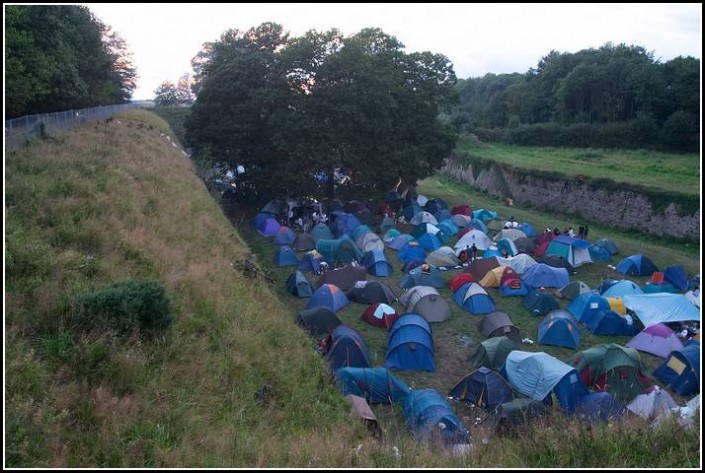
[315,265,368,291]
[426,246,461,268]
[477,311,521,343]
[399,286,452,323]
[296,306,342,336]
[558,281,592,301]
[346,281,398,305]
[293,232,316,251]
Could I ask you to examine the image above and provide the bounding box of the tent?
[451,214,472,228]
[455,230,493,252]
[361,249,393,277]
[473,208,498,223]
[494,399,549,434]
[464,256,500,280]
[379,216,397,236]
[387,234,416,250]
[360,303,400,329]
[615,254,658,277]
[449,273,476,293]
[626,323,684,358]
[417,232,443,251]
[252,211,276,231]
[261,199,286,215]
[315,265,367,290]
[512,237,536,255]
[410,211,439,226]
[558,281,592,301]
[499,278,530,297]
[521,263,570,288]
[523,289,560,317]
[594,238,619,255]
[399,286,452,323]
[544,236,593,267]
[382,228,401,243]
[622,293,700,326]
[449,367,514,409]
[426,246,460,268]
[601,280,643,297]
[285,270,313,298]
[663,265,689,291]
[403,389,470,446]
[346,281,397,305]
[357,232,385,254]
[567,343,652,402]
[493,228,527,243]
[477,311,521,343]
[468,336,518,371]
[316,235,363,265]
[335,367,411,404]
[424,197,449,216]
[274,245,300,267]
[386,314,435,371]
[410,222,443,240]
[587,310,639,336]
[258,217,281,237]
[627,387,678,421]
[351,224,373,243]
[519,222,537,237]
[567,291,610,324]
[306,284,350,312]
[293,232,316,252]
[538,254,574,273]
[502,351,589,414]
[310,222,334,242]
[272,226,296,245]
[298,250,327,274]
[576,392,626,424]
[398,242,427,263]
[452,204,473,216]
[495,254,538,275]
[331,212,362,237]
[453,282,497,315]
[401,259,425,273]
[480,266,520,288]
[537,310,581,350]
[653,344,700,396]
[295,306,342,336]
[325,325,372,371]
[589,244,613,262]
[398,264,445,289]
[436,219,459,237]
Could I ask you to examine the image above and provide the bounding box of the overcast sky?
[83,3,702,100]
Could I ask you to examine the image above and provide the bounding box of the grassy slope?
[7,109,698,468]
[455,135,701,196]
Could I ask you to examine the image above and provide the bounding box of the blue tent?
[310,223,334,242]
[424,197,449,216]
[334,367,411,404]
[545,236,593,267]
[502,351,589,414]
[449,367,514,409]
[437,219,459,237]
[499,279,530,297]
[522,263,570,288]
[403,389,470,445]
[519,222,537,237]
[537,310,581,350]
[306,284,350,312]
[417,232,443,251]
[258,217,281,237]
[594,238,619,255]
[467,218,489,234]
[272,226,296,245]
[285,270,313,298]
[567,291,610,324]
[589,245,613,262]
[387,234,416,251]
[351,224,373,242]
[453,282,496,315]
[398,242,427,263]
[473,208,498,223]
[588,310,638,336]
[316,235,363,265]
[601,280,643,298]
[401,202,423,221]
[386,315,435,371]
[615,254,658,277]
[252,212,276,230]
[398,265,445,289]
[298,251,326,273]
[622,293,700,326]
[325,325,371,371]
[576,392,626,423]
[274,245,300,267]
[663,265,689,291]
[361,249,393,277]
[331,211,362,237]
[653,345,700,396]
[522,289,559,317]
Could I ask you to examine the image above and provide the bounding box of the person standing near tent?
[470,243,478,263]
[578,226,585,239]
[459,246,470,265]
[584,224,589,239]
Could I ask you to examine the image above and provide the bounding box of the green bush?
[72,279,173,336]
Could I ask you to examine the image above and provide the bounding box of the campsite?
[226,173,701,449]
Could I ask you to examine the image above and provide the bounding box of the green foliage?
[5,5,136,117]
[448,43,699,152]
[153,81,179,107]
[185,23,458,200]
[72,279,173,336]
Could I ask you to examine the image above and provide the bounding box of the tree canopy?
[447,43,699,152]
[5,5,137,118]
[184,23,458,201]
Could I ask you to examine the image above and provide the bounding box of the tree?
[176,73,195,105]
[153,81,179,106]
[185,23,458,201]
[5,5,136,118]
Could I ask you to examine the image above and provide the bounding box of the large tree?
[185,23,458,201]
[5,5,136,118]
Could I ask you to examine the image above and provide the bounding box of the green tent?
[468,336,518,371]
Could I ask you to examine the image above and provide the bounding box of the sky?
[83,3,702,100]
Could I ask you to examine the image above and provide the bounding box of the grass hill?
[4,109,700,468]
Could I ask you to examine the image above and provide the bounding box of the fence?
[4,101,150,152]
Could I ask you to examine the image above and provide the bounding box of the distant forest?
[5,5,136,118]
[446,43,700,152]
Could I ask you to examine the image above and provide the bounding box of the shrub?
[72,279,173,336]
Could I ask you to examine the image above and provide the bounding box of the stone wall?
[441,159,700,242]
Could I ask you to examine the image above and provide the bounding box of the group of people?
[545,224,589,239]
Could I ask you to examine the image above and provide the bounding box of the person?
[578,226,585,239]
[583,224,589,239]
[568,227,575,238]
[421,263,432,275]
[501,248,509,258]
[470,243,477,262]
[459,246,470,265]
[553,227,561,236]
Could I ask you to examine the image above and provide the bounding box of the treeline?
[5,5,137,118]
[185,23,458,201]
[447,43,699,152]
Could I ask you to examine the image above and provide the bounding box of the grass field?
[456,135,701,196]
[6,109,698,468]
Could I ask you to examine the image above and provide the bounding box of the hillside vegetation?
[5,110,700,468]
